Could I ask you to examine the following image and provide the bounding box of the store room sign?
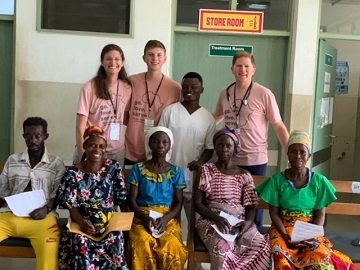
[199,9,263,34]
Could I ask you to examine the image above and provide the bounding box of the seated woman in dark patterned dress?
[194,127,271,270]
[57,126,128,270]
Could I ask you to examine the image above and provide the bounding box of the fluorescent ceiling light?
[247,3,269,10]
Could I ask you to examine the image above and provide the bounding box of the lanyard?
[109,80,119,115]
[145,73,164,112]
[226,81,252,118]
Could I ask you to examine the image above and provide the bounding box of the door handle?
[329,134,336,146]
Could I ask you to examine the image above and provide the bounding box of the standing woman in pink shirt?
[74,44,132,165]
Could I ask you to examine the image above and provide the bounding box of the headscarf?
[145,126,174,161]
[83,126,107,144]
[213,127,241,154]
[288,130,311,152]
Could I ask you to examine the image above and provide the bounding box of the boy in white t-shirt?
[159,72,216,220]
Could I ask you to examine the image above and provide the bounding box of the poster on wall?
[319,97,334,128]
[336,61,349,95]
[329,97,333,125]
[319,97,329,128]
[324,71,331,93]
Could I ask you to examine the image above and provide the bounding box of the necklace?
[109,80,119,115]
[227,81,252,115]
[226,81,252,128]
[145,73,164,112]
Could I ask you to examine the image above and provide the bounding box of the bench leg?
[187,255,196,270]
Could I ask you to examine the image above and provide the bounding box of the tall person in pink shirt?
[124,40,182,165]
[75,44,132,165]
[214,51,289,225]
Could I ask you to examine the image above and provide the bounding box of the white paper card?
[149,210,164,219]
[211,211,244,243]
[5,190,46,217]
[219,211,243,226]
[291,220,324,242]
[110,123,120,140]
[149,210,165,238]
[211,224,239,242]
[351,182,360,193]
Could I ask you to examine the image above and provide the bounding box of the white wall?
[14,0,175,164]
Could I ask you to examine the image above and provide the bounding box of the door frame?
[0,14,15,162]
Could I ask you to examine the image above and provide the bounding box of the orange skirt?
[270,215,355,270]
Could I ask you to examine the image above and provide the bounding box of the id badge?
[110,123,121,140]
[235,118,240,131]
[144,118,155,133]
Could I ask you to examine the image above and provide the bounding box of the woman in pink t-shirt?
[74,44,132,165]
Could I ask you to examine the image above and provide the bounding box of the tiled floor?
[2,210,360,270]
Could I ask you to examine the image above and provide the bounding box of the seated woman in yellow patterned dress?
[128,126,188,270]
[256,130,355,270]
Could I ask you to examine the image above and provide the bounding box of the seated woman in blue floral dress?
[128,126,188,270]
[57,126,128,270]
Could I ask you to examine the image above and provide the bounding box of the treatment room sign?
[209,44,253,57]
[199,9,263,34]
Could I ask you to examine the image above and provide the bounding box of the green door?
[173,33,288,174]
[0,19,14,162]
[312,40,337,176]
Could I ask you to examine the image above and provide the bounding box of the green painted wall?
[173,33,288,174]
[0,19,13,162]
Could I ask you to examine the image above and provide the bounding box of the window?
[41,0,131,34]
[177,0,231,25]
[236,0,290,31]
[321,0,360,35]
[176,0,290,31]
[0,0,14,15]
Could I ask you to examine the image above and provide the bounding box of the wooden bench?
[187,175,360,270]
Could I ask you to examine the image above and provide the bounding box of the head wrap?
[288,130,311,152]
[145,126,174,161]
[213,127,241,154]
[83,126,107,144]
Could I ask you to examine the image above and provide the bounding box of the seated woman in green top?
[256,130,355,270]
